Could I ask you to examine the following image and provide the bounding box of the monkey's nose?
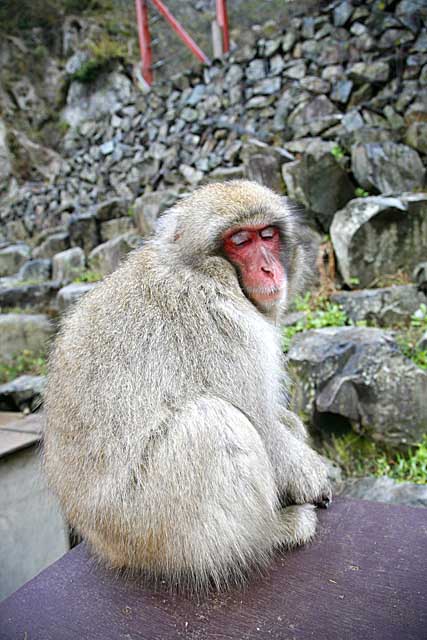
[261,266,274,277]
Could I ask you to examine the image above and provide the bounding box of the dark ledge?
[0,498,426,639]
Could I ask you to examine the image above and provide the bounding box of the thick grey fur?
[44,181,331,592]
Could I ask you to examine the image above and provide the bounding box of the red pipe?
[150,0,211,65]
[135,0,153,85]
[216,0,230,53]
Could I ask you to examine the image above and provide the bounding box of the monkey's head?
[155,180,317,319]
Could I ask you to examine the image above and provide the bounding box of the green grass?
[283,295,348,351]
[285,295,427,371]
[73,270,102,283]
[0,350,47,384]
[321,432,427,484]
[70,36,127,83]
[330,145,345,160]
[396,304,427,371]
[354,187,370,198]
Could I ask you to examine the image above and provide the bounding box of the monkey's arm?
[265,421,332,508]
[280,408,308,441]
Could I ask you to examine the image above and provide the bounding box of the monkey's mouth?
[246,285,283,302]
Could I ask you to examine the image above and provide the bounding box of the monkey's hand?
[280,444,332,510]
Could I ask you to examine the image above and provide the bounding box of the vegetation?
[284,294,427,371]
[354,187,370,197]
[322,432,427,485]
[0,350,47,384]
[283,294,348,351]
[396,304,427,371]
[73,270,102,283]
[330,145,345,160]
[71,36,128,83]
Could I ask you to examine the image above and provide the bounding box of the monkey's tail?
[275,504,317,549]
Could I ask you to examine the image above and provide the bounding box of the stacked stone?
[1,0,426,243]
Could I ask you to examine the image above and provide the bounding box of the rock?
[244,153,283,193]
[179,164,203,185]
[351,142,425,194]
[133,191,176,236]
[33,233,70,260]
[334,1,353,27]
[331,194,427,288]
[16,260,51,284]
[288,326,427,446]
[330,79,353,103]
[52,247,85,284]
[405,122,427,154]
[413,262,427,293]
[287,96,341,135]
[88,233,142,277]
[0,119,12,193]
[57,282,97,313]
[331,286,427,325]
[100,217,135,242]
[100,140,115,155]
[0,314,54,362]
[418,332,427,350]
[282,149,354,230]
[207,166,246,181]
[94,198,131,222]
[63,71,133,128]
[0,245,31,277]
[69,214,99,255]
[0,375,46,412]
[246,59,266,82]
[6,129,62,183]
[340,476,427,508]
[0,282,61,313]
[65,51,89,75]
[348,62,390,84]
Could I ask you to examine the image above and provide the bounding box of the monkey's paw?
[282,450,333,509]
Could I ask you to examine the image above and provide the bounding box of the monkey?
[43,180,331,592]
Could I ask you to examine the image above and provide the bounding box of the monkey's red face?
[223,225,286,308]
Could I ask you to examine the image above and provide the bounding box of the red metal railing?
[135,0,230,86]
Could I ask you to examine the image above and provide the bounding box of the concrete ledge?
[0,498,426,639]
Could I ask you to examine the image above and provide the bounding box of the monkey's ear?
[154,209,181,243]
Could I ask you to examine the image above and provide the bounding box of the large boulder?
[100,217,135,242]
[351,142,425,194]
[331,285,427,326]
[33,233,70,260]
[56,282,97,313]
[0,119,12,194]
[69,214,99,255]
[330,194,427,288]
[63,71,133,128]
[0,314,54,362]
[0,282,61,313]
[52,247,85,284]
[88,233,142,277]
[0,375,45,412]
[0,245,31,277]
[341,476,427,509]
[133,191,176,236]
[16,260,51,284]
[288,326,427,446]
[282,145,354,230]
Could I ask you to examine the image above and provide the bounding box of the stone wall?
[1,0,426,246]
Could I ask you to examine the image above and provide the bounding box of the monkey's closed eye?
[260,227,276,239]
[230,230,251,246]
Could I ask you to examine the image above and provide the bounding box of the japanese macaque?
[44,180,331,591]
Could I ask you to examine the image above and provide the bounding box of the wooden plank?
[0,412,43,459]
[0,498,426,639]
